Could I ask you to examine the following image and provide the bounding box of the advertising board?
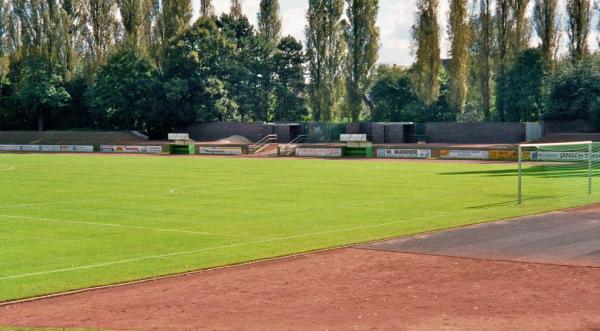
[296,148,342,157]
[440,150,490,160]
[376,148,432,159]
[198,147,243,155]
[100,145,163,154]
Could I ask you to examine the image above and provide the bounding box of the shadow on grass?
[467,196,553,209]
[440,165,600,179]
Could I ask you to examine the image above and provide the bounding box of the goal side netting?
[518,141,600,205]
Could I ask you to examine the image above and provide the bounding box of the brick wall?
[543,119,594,136]
[424,122,526,144]
[187,122,272,142]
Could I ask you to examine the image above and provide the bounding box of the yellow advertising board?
[489,150,531,161]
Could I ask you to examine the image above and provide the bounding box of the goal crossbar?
[519,141,593,148]
[518,141,594,204]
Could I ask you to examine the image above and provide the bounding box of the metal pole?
[518,145,523,204]
[589,142,593,195]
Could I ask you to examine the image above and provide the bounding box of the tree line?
[0,0,598,136]
[393,0,600,125]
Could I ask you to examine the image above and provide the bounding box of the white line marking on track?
[0,214,271,240]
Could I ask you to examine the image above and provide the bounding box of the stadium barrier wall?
[424,122,526,144]
[188,122,532,144]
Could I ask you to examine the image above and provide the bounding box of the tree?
[60,0,86,78]
[412,0,441,106]
[117,0,155,51]
[164,17,238,123]
[306,0,346,121]
[0,0,8,57]
[447,0,470,114]
[156,0,192,67]
[86,48,163,132]
[230,0,243,18]
[546,56,600,120]
[10,55,71,131]
[200,0,214,17]
[82,0,119,69]
[533,0,560,65]
[343,0,379,121]
[566,0,592,61]
[370,65,423,122]
[479,0,492,119]
[500,48,545,121]
[495,0,515,121]
[272,36,308,121]
[258,0,282,47]
[512,0,531,53]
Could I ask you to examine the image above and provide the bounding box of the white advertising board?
[377,149,432,159]
[296,148,342,157]
[440,150,490,160]
[198,146,243,155]
[100,145,163,154]
[0,145,93,152]
[532,151,600,161]
[340,134,367,142]
[168,133,190,140]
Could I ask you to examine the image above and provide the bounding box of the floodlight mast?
[518,141,593,205]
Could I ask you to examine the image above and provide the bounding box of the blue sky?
[195,0,599,65]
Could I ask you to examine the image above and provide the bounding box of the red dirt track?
[2,248,600,330]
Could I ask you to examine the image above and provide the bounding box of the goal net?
[518,141,600,205]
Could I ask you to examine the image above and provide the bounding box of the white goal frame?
[518,141,593,204]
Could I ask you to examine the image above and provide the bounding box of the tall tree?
[230,0,243,18]
[0,0,8,56]
[117,0,156,52]
[448,0,470,114]
[272,36,308,121]
[495,0,514,121]
[82,0,118,69]
[566,0,592,61]
[156,0,192,66]
[343,0,379,121]
[512,0,531,52]
[200,0,214,17]
[306,0,346,121]
[533,0,560,65]
[479,0,492,119]
[258,0,282,47]
[60,0,85,77]
[412,0,441,106]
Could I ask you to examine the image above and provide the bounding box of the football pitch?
[1,154,598,303]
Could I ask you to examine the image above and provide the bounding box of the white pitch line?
[0,214,271,240]
[0,211,472,281]
[0,165,15,172]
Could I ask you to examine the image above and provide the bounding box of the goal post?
[518,141,595,205]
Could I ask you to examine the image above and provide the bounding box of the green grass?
[0,154,598,302]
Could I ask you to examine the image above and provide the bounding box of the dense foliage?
[0,0,598,135]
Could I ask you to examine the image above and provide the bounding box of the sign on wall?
[0,145,93,152]
[340,134,367,142]
[489,150,532,161]
[100,145,163,154]
[296,148,342,157]
[377,149,432,159]
[168,133,190,140]
[198,146,243,155]
[532,151,600,161]
[440,150,490,160]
